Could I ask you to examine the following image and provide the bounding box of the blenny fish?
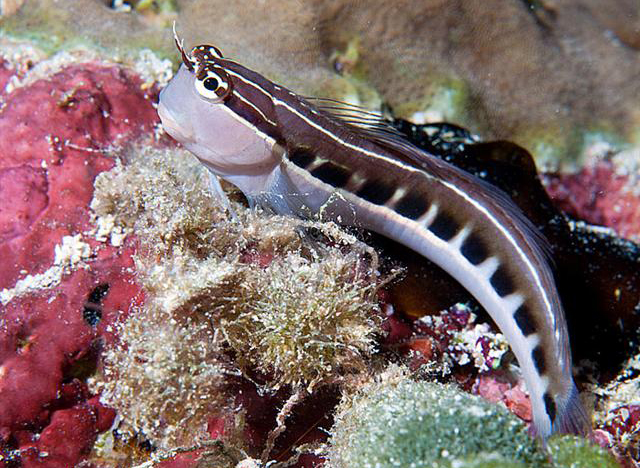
[157,35,589,439]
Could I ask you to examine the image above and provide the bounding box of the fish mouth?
[157,101,194,143]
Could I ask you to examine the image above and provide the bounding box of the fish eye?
[194,68,232,101]
[203,77,219,91]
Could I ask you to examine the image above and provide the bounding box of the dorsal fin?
[304,97,407,141]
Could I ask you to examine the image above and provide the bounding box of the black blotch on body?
[356,180,395,205]
[310,162,352,188]
[394,193,429,220]
[490,265,516,297]
[532,345,546,374]
[428,212,459,241]
[460,232,489,265]
[289,147,316,169]
[83,283,109,326]
[543,392,557,424]
[514,304,536,336]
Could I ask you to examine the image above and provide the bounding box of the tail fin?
[553,384,591,436]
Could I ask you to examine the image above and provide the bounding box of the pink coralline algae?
[395,304,509,373]
[0,61,159,289]
[0,165,49,244]
[545,159,640,241]
[472,372,532,423]
[0,58,157,466]
[591,404,640,467]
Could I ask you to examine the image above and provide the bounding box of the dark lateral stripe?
[513,304,535,336]
[289,147,316,169]
[460,233,489,265]
[310,162,352,188]
[226,92,280,138]
[428,212,459,241]
[532,346,546,374]
[490,265,516,297]
[356,180,395,205]
[543,392,557,424]
[394,192,429,220]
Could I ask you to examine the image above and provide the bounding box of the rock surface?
[3,0,640,166]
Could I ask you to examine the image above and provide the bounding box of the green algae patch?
[449,454,531,468]
[547,435,619,468]
[327,367,547,468]
[514,122,630,171]
[392,74,472,128]
[1,0,176,60]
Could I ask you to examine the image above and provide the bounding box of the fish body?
[157,41,589,439]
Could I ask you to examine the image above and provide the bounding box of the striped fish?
[157,35,589,439]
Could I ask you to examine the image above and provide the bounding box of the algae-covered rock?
[327,366,547,468]
[547,435,620,468]
[90,145,383,454]
[1,0,176,57]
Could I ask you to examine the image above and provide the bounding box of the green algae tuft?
[547,435,619,468]
[326,366,547,468]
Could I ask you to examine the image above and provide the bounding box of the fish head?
[158,38,281,178]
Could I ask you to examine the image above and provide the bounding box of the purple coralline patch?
[472,372,532,423]
[1,259,140,428]
[0,62,158,289]
[545,160,640,241]
[0,166,49,243]
[379,302,536,429]
[592,404,640,467]
[18,394,116,468]
[0,59,157,465]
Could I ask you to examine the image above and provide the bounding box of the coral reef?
[0,55,160,290]
[1,4,639,468]
[413,304,509,373]
[588,351,640,466]
[176,0,640,166]
[545,149,640,242]
[1,0,176,56]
